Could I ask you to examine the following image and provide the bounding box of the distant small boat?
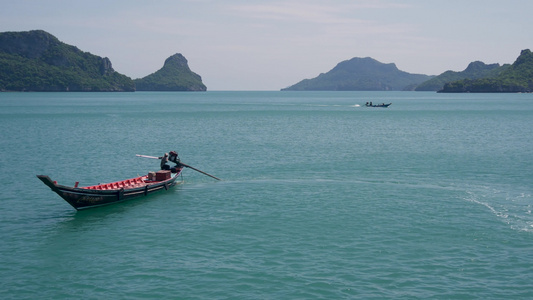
[37,168,183,210]
[365,102,391,108]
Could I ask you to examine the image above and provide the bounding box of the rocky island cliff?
[0,30,134,92]
[134,54,206,91]
[0,30,207,92]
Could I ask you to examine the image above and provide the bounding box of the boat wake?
[463,186,533,232]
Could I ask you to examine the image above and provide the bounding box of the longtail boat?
[365,102,391,108]
[37,168,183,210]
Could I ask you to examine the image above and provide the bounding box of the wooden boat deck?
[84,176,150,190]
[37,165,190,210]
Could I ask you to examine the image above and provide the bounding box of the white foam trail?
[464,188,533,232]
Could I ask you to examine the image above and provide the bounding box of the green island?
[438,49,533,93]
[281,50,532,93]
[0,30,134,92]
[415,61,509,92]
[1,30,531,93]
[281,57,432,91]
[0,30,206,92]
[134,54,206,91]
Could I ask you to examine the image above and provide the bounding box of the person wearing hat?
[168,151,182,173]
[168,151,179,164]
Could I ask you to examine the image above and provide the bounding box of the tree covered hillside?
[0,30,134,92]
[282,57,431,91]
[416,61,508,91]
[439,49,533,93]
[134,54,206,91]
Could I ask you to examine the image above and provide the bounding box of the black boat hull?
[365,103,391,108]
[37,171,182,210]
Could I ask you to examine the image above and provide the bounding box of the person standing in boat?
[159,153,170,170]
[160,151,182,172]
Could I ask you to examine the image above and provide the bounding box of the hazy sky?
[1,0,532,90]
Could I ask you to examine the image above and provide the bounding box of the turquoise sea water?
[1,91,532,299]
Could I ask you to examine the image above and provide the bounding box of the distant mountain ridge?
[0,30,134,92]
[415,61,509,91]
[134,54,206,91]
[1,30,530,93]
[439,49,533,93]
[282,57,432,91]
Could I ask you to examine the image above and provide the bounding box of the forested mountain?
[0,30,207,92]
[439,49,533,93]
[0,30,134,92]
[134,54,206,91]
[281,57,432,91]
[2,30,530,93]
[415,61,508,91]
